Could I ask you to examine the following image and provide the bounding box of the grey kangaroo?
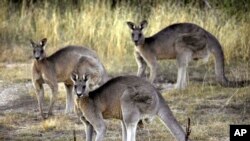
[127,20,249,89]
[30,38,105,119]
[72,75,191,141]
[73,55,109,91]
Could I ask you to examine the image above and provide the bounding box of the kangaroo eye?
[139,33,142,37]
[41,50,44,53]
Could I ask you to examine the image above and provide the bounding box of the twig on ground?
[185,117,191,141]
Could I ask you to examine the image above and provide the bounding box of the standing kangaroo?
[30,38,105,119]
[127,20,249,89]
[72,75,191,141]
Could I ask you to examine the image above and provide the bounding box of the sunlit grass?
[0,1,250,141]
[0,1,249,72]
[0,63,31,82]
[0,63,250,140]
[40,116,73,131]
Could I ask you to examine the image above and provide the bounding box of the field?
[0,0,250,141]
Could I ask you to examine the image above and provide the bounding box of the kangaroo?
[72,75,191,141]
[127,20,249,89]
[73,56,109,91]
[30,38,105,119]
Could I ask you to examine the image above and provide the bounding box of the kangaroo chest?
[77,97,123,122]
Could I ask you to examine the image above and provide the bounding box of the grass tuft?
[0,1,249,71]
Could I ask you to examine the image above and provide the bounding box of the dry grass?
[0,60,249,141]
[0,1,249,71]
[0,63,31,82]
[1,1,250,141]
[40,116,73,131]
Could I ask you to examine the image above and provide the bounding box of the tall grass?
[0,0,249,72]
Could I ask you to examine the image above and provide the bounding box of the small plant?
[41,118,57,131]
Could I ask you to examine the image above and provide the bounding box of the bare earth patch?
[0,62,250,141]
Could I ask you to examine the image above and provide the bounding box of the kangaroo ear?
[30,39,36,48]
[84,74,91,82]
[40,38,47,47]
[126,21,135,30]
[71,73,78,82]
[140,20,148,30]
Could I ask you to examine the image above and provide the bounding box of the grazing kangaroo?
[72,75,191,141]
[127,20,249,89]
[30,38,105,119]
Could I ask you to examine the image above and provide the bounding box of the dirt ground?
[0,63,178,141]
[0,78,177,141]
[0,62,250,141]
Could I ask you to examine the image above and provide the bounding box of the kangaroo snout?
[75,85,87,97]
[76,89,83,95]
[76,91,89,98]
[76,92,82,97]
[34,53,41,60]
[35,56,40,60]
[134,40,139,45]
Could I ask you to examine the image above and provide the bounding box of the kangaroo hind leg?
[175,51,192,89]
[122,107,139,141]
[64,83,74,114]
[121,120,127,141]
[145,56,158,83]
[121,92,140,141]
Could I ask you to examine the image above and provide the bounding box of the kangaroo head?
[71,73,91,98]
[127,20,148,46]
[30,38,47,61]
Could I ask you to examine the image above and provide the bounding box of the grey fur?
[31,38,105,119]
[127,20,249,89]
[72,75,190,141]
[73,56,109,91]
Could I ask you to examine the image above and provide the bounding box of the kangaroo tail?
[157,96,190,141]
[210,37,250,87]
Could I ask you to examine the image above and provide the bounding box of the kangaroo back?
[45,46,98,82]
